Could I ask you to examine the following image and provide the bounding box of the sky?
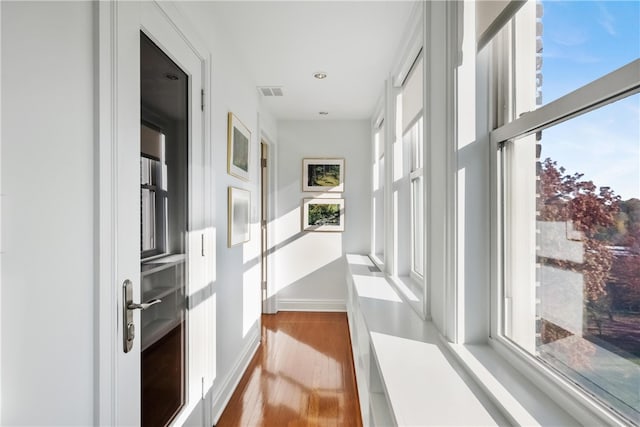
[538,0,640,200]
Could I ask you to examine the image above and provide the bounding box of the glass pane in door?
[140,32,188,427]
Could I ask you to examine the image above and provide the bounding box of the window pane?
[411,117,423,171]
[515,1,640,109]
[505,93,640,423]
[141,188,156,252]
[412,176,424,276]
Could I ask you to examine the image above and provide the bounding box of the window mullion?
[492,59,640,144]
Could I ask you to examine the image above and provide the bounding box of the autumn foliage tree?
[538,158,621,344]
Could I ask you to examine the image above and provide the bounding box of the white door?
[109,3,205,425]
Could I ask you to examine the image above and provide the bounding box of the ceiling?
[181,1,417,121]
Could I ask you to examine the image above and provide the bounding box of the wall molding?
[210,325,261,424]
[278,298,346,312]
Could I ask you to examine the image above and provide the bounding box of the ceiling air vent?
[258,86,284,97]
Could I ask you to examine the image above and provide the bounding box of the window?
[372,117,385,264]
[404,56,425,280]
[141,123,168,258]
[394,54,425,282]
[494,1,640,423]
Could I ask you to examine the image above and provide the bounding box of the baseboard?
[277,298,346,312]
[210,324,261,425]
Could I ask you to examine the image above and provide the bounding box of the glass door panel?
[140,32,188,427]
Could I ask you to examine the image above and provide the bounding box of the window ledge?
[389,274,425,318]
[346,254,584,427]
[444,341,581,426]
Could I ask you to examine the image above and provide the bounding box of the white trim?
[277,298,346,312]
[258,123,278,315]
[384,79,397,278]
[96,2,118,425]
[444,339,580,426]
[391,1,424,87]
[489,337,630,426]
[491,59,640,144]
[0,2,3,422]
[210,326,261,424]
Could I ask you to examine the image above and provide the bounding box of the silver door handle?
[127,299,161,311]
[123,279,162,353]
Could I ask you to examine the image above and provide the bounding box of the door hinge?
[201,89,205,111]
[261,158,267,168]
[201,377,205,400]
[201,233,205,257]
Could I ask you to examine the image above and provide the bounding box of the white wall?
[1,2,95,424]
[274,120,370,310]
[175,3,278,423]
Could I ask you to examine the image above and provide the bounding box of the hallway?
[217,313,362,427]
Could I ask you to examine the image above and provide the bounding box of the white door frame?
[96,2,211,425]
[259,127,278,315]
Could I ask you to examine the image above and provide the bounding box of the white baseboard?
[210,324,260,425]
[277,298,346,312]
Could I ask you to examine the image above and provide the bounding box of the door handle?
[122,280,162,353]
[127,299,161,311]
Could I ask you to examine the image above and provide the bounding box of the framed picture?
[302,198,345,232]
[227,112,251,181]
[228,187,251,247]
[302,158,344,192]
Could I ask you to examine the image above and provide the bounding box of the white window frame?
[389,51,426,313]
[408,116,424,281]
[490,9,640,422]
[370,106,386,269]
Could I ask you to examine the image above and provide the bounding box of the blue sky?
[539,0,640,200]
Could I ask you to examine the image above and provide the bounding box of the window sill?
[486,336,632,426]
[346,254,587,427]
[389,274,425,320]
[444,340,581,426]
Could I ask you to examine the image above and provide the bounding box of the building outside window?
[494,1,640,423]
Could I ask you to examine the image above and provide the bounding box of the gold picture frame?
[227,112,251,181]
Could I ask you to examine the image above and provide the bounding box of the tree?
[538,159,621,351]
[538,158,620,300]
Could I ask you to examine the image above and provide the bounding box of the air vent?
[258,86,284,97]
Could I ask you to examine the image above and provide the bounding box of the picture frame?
[302,158,344,192]
[227,112,251,181]
[228,187,251,247]
[302,198,345,232]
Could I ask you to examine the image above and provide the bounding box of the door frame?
[259,131,278,314]
[96,2,211,425]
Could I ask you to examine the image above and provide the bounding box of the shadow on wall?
[269,202,345,298]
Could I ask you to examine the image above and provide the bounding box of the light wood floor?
[216,312,363,427]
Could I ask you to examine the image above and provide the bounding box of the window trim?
[491,49,640,427]
[370,106,386,269]
[491,59,640,145]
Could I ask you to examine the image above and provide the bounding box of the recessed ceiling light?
[165,73,179,81]
[319,111,329,116]
[313,72,328,80]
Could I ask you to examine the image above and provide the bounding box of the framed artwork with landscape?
[302,198,345,232]
[302,158,344,192]
[227,112,251,181]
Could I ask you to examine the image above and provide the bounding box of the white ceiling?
[182,1,417,121]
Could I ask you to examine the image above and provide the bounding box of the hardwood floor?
[216,312,363,427]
